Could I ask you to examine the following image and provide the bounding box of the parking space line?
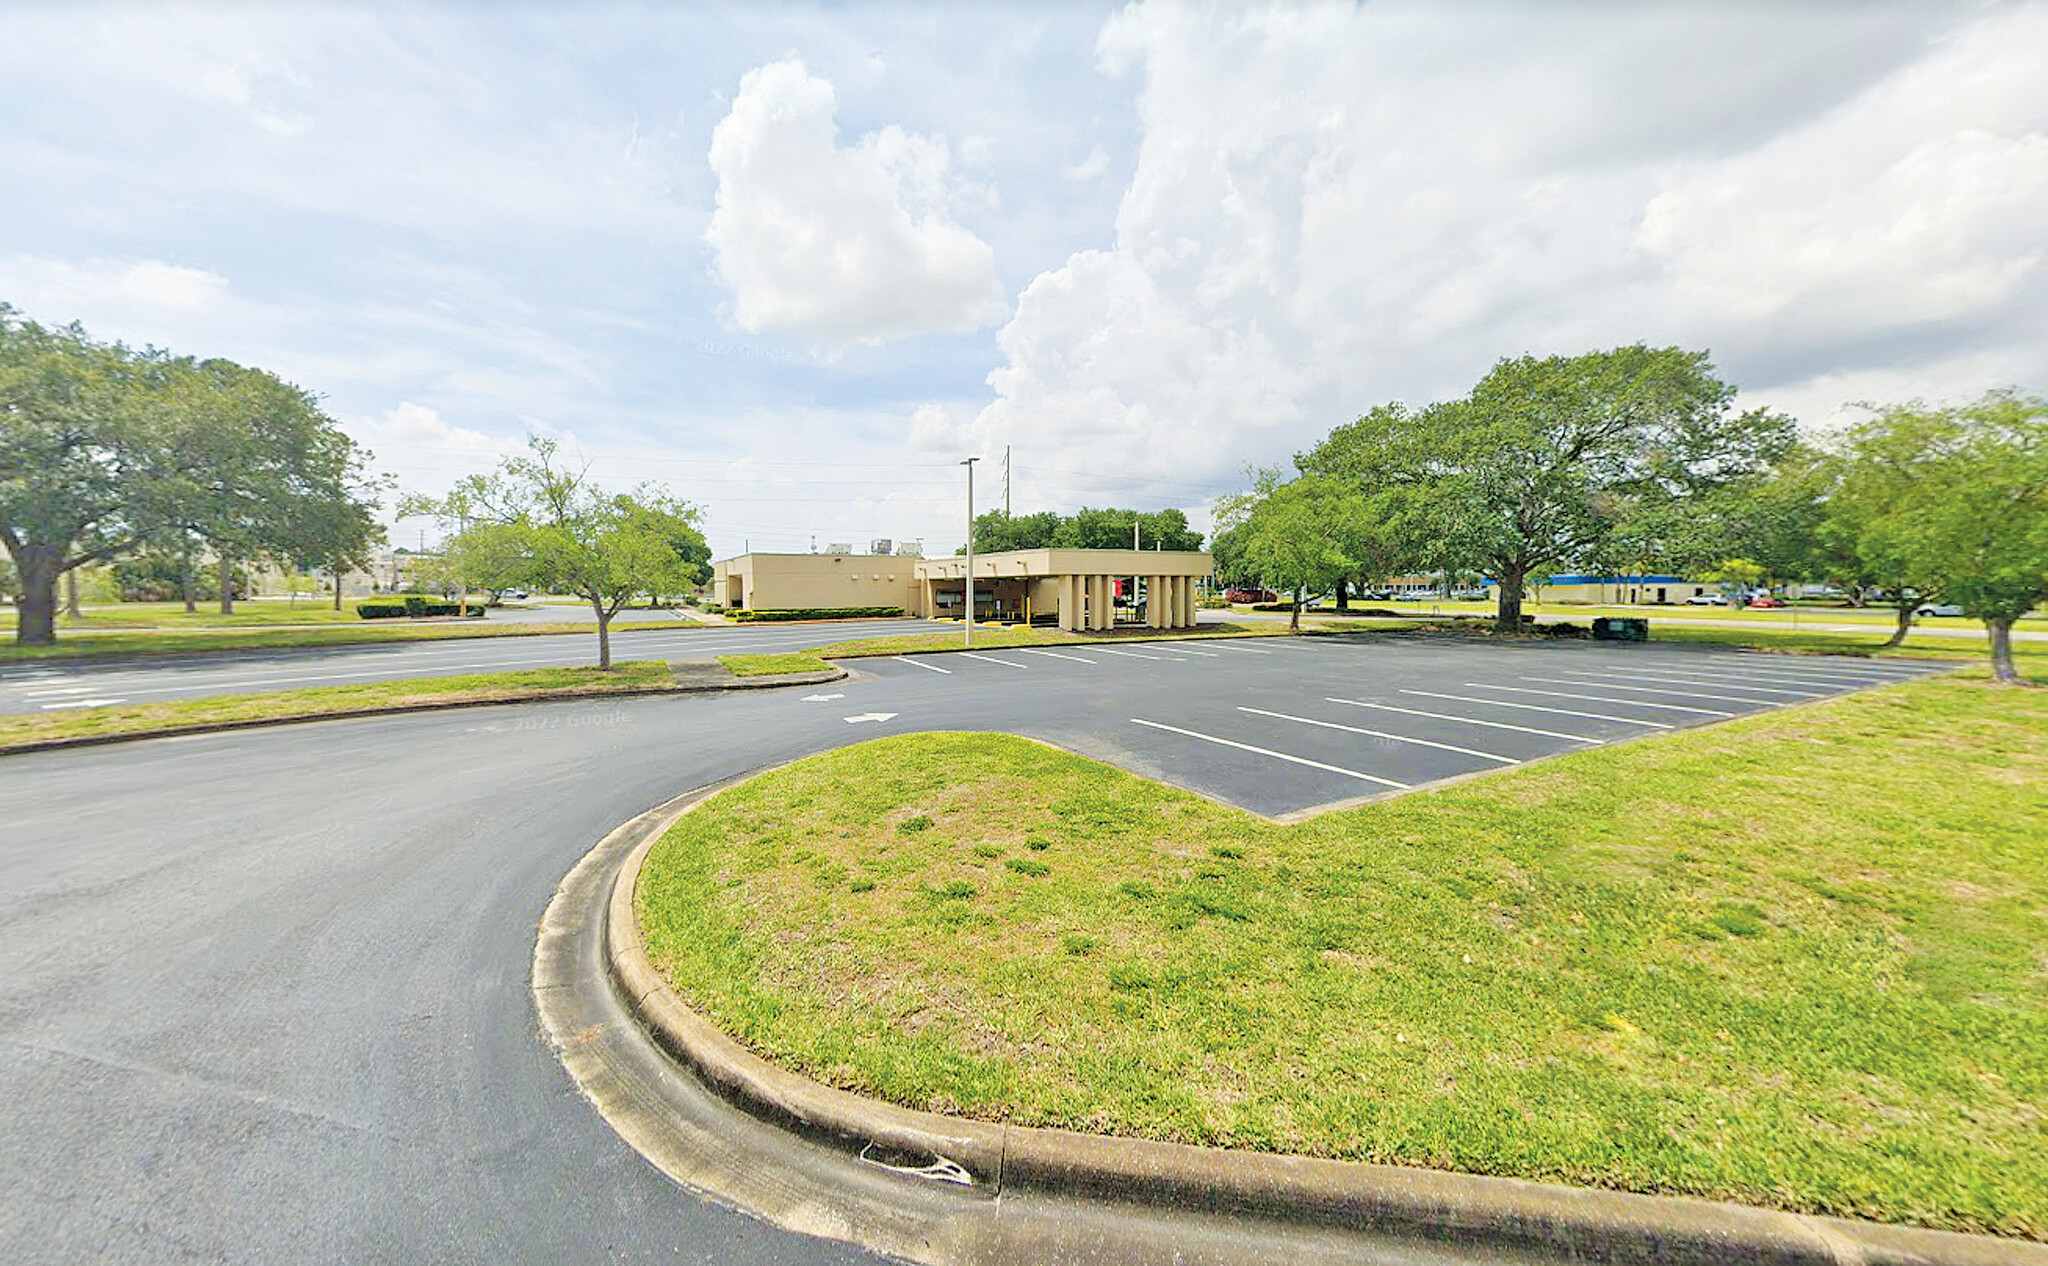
[1203,642,1272,654]
[892,657,952,674]
[1489,682,1735,716]
[1152,644,1220,656]
[959,653,1030,669]
[1130,718,1409,788]
[1095,646,1179,661]
[1325,697,1596,743]
[1402,689,1674,729]
[1676,658,1927,683]
[1016,648,1099,664]
[1556,669,1826,697]
[1238,706,1519,764]
[1515,675,1790,706]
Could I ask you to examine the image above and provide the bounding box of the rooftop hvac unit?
[870,538,892,556]
[826,542,854,555]
[895,540,923,556]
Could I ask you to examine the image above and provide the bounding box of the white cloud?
[966,1,2048,512]
[0,255,232,321]
[704,58,1007,343]
[1064,144,1110,182]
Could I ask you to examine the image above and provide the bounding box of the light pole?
[961,456,979,647]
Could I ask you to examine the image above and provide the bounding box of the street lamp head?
[961,456,979,466]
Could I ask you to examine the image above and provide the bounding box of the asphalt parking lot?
[846,633,1955,818]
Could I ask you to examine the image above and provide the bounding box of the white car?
[1916,603,1962,617]
[1684,594,1725,606]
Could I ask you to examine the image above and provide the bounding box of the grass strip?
[718,652,833,677]
[0,661,675,751]
[0,617,703,663]
[815,620,1385,658]
[638,676,2048,1238]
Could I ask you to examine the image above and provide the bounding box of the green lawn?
[1,615,701,662]
[58,599,376,628]
[638,676,2048,1238]
[0,661,675,751]
[718,652,833,677]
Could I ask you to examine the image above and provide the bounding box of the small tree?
[1216,471,1365,633]
[415,438,707,668]
[1839,391,2047,683]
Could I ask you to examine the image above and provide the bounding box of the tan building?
[714,552,922,613]
[712,548,1213,629]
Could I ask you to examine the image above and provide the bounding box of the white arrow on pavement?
[843,712,898,724]
[801,693,846,702]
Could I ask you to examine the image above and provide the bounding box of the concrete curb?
[602,785,2045,1266]
[0,666,847,759]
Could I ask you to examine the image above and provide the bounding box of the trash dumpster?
[1592,616,1649,642]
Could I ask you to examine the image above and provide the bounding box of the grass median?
[718,652,832,677]
[0,661,677,751]
[638,675,2048,1238]
[0,617,703,662]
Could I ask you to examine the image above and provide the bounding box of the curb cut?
[0,666,847,760]
[596,784,2046,1266]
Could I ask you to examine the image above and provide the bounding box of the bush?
[356,598,487,620]
[728,606,904,622]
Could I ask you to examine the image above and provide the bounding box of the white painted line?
[1402,689,1674,729]
[844,712,898,724]
[23,687,96,697]
[1326,697,1597,743]
[1016,648,1099,664]
[1486,682,1734,716]
[1130,718,1409,788]
[959,653,1030,669]
[1556,669,1826,697]
[1094,646,1177,661]
[1679,658,1926,683]
[1515,676,1786,707]
[41,698,126,710]
[1237,706,1519,764]
[892,657,952,674]
[1203,642,1273,654]
[1150,643,1220,656]
[800,693,846,702]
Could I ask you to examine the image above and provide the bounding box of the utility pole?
[1003,445,1011,517]
[1133,518,1140,550]
[961,457,979,647]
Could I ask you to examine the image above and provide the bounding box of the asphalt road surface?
[0,635,1949,1263]
[0,619,930,716]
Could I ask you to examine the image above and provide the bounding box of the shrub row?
[356,597,488,620]
[728,606,904,622]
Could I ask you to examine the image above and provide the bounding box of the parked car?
[1223,588,1277,604]
[1684,594,1725,605]
[1747,595,1788,608]
[1916,603,1963,617]
[500,588,528,601]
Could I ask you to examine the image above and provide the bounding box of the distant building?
[712,547,1213,628]
[1482,574,1710,605]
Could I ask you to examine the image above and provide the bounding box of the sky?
[3,1,2044,559]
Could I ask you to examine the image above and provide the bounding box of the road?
[0,635,1949,1262]
[0,618,930,716]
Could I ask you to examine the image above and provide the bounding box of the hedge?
[356,597,489,620]
[727,606,904,622]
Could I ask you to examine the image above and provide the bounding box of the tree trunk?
[1495,562,1527,631]
[1987,618,2021,684]
[1335,579,1350,612]
[181,547,198,613]
[1882,602,1914,648]
[594,598,613,669]
[1289,587,1302,635]
[64,568,82,618]
[332,564,343,611]
[218,553,235,615]
[13,544,62,645]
